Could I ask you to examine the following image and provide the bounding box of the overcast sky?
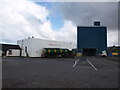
[0,0,119,47]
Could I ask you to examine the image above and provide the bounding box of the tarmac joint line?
[86,58,98,71]
[73,59,79,67]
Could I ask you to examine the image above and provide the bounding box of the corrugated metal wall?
[77,26,107,55]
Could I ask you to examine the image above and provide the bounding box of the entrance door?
[25,47,28,57]
[82,48,97,56]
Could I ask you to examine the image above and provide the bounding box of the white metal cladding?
[17,38,75,57]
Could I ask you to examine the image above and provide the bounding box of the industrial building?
[0,44,21,57]
[17,37,75,57]
[77,21,107,56]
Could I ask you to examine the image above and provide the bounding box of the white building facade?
[6,49,20,57]
[17,38,76,57]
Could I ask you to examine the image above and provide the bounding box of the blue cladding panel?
[77,26,107,54]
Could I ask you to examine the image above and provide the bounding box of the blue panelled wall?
[77,22,107,55]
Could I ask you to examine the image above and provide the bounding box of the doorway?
[82,48,97,56]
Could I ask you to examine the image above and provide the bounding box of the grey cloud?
[52,2,118,31]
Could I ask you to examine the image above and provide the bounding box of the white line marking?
[86,58,98,71]
[73,59,79,67]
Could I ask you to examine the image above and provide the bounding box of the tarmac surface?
[2,57,119,88]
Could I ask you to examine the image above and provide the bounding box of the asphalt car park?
[2,56,119,88]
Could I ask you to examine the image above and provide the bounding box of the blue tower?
[77,21,107,56]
